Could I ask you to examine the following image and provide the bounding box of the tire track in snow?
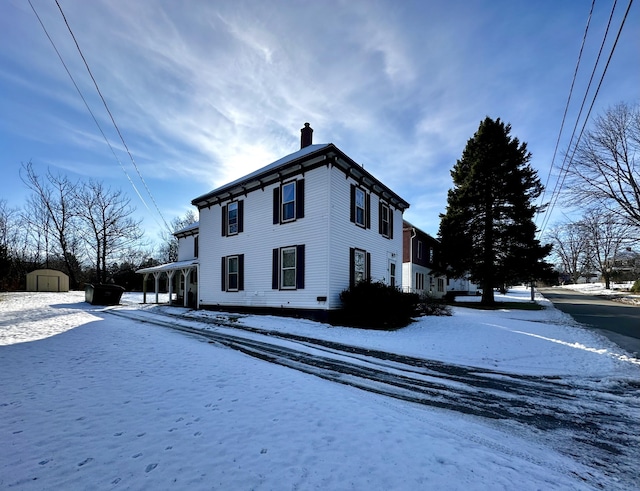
[106,308,640,488]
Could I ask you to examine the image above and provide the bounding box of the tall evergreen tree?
[438,117,552,305]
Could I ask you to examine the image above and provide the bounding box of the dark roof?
[191,143,409,211]
[173,221,199,238]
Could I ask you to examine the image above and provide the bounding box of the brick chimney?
[300,122,313,149]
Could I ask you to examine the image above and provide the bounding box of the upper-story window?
[273,180,305,224]
[378,202,392,238]
[350,185,370,229]
[282,182,296,222]
[194,235,199,258]
[228,202,238,235]
[417,240,423,260]
[222,200,243,236]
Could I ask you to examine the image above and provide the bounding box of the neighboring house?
[140,124,409,321]
[402,221,446,299]
[606,247,640,281]
[446,276,481,296]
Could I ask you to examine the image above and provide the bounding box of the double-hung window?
[349,248,370,286]
[355,188,365,227]
[350,185,370,229]
[272,245,305,290]
[221,254,244,292]
[281,247,296,289]
[228,202,238,235]
[282,182,296,222]
[222,200,243,236]
[378,202,393,238]
[227,256,239,291]
[273,180,305,224]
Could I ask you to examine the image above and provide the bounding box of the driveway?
[538,288,640,357]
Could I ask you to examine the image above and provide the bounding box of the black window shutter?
[238,254,244,291]
[378,201,383,235]
[296,244,305,289]
[296,179,305,219]
[273,187,280,224]
[366,252,371,281]
[221,205,227,236]
[221,256,226,291]
[349,247,355,287]
[389,208,394,239]
[272,248,279,289]
[365,193,371,229]
[350,184,355,223]
[238,200,244,233]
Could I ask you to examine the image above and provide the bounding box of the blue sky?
[1,0,638,246]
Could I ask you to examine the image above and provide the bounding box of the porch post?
[153,271,161,304]
[167,270,176,305]
[142,273,149,304]
[181,267,192,307]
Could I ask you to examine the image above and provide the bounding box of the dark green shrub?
[631,280,640,293]
[418,293,452,316]
[338,280,419,329]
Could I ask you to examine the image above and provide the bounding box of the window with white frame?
[437,278,445,292]
[381,203,390,238]
[227,256,239,291]
[282,182,296,222]
[228,202,238,235]
[354,249,366,284]
[281,247,297,289]
[355,188,366,227]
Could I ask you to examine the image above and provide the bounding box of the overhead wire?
[31,0,172,234]
[53,0,172,234]
[536,0,595,224]
[27,0,153,220]
[537,0,633,237]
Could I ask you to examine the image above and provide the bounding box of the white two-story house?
[140,124,409,321]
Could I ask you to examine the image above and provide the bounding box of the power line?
[537,0,632,237]
[44,0,172,234]
[536,0,595,223]
[27,0,153,218]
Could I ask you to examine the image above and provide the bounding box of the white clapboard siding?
[197,161,405,312]
[177,235,196,261]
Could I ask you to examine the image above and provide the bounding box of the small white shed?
[26,269,70,292]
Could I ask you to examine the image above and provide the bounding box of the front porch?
[136,259,199,308]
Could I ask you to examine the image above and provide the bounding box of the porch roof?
[136,259,199,275]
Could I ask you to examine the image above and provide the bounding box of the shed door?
[37,275,60,292]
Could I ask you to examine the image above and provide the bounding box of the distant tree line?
[0,162,195,291]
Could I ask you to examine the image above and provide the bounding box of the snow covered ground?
[1,287,638,490]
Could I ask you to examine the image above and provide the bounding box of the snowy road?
[108,306,640,486]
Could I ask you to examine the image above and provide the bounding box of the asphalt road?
[538,288,640,357]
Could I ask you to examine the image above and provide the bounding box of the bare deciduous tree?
[580,208,633,289]
[546,221,592,284]
[20,162,82,287]
[566,102,640,227]
[75,181,144,284]
[158,210,197,263]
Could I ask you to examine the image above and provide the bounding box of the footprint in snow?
[145,463,158,473]
[132,453,142,459]
[78,458,93,467]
